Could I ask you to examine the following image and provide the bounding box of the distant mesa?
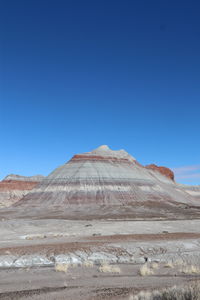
[3,174,44,182]
[0,174,44,208]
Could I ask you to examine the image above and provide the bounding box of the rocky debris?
[145,164,175,181]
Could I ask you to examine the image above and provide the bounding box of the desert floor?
[0,218,200,299]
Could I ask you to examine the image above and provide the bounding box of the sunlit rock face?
[16,146,200,213]
[0,175,44,207]
[145,164,174,181]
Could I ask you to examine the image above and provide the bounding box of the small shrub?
[99,263,121,274]
[139,264,154,276]
[25,234,46,240]
[132,281,200,300]
[164,261,174,268]
[83,260,94,268]
[181,265,200,274]
[55,263,68,273]
[131,291,152,300]
[151,262,159,270]
[174,258,185,266]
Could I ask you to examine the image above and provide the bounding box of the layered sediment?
[14,146,200,218]
[0,175,44,207]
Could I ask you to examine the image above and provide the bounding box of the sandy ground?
[0,264,199,299]
[0,218,200,299]
[1,219,200,243]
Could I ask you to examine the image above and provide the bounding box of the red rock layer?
[0,176,43,207]
[0,180,39,191]
[71,155,132,164]
[145,164,174,181]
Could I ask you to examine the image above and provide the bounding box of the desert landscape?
[0,146,200,299]
[1,0,200,298]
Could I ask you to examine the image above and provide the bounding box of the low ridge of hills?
[0,174,44,207]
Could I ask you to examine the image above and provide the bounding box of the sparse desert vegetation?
[164,259,200,275]
[181,265,200,274]
[83,260,94,268]
[0,219,199,299]
[139,263,154,276]
[132,281,200,300]
[151,262,159,270]
[25,234,46,240]
[55,262,68,273]
[99,263,121,273]
[164,261,174,268]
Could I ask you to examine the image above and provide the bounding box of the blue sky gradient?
[0,0,200,184]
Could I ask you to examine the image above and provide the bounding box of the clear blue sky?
[0,0,200,184]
